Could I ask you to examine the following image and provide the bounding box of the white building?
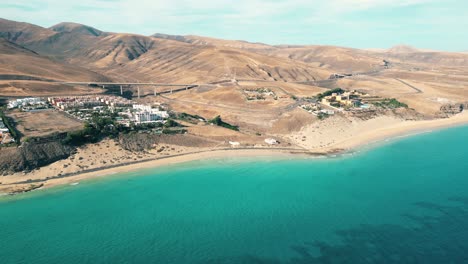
[131,104,169,124]
[265,138,278,145]
[0,120,8,132]
[133,104,152,111]
[8,98,42,109]
[320,109,335,115]
[134,111,163,123]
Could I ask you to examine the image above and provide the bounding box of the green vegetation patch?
[160,119,186,134]
[373,98,408,109]
[209,115,239,131]
[162,128,187,135]
[62,115,121,146]
[176,112,206,123]
[317,112,330,120]
[316,88,345,100]
[63,112,183,146]
[164,119,184,128]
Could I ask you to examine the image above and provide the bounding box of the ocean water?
[1,126,468,264]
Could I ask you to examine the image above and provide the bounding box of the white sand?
[288,111,468,152]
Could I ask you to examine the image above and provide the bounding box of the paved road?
[395,78,423,93]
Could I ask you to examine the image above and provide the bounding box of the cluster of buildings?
[300,103,335,116]
[7,97,49,111]
[299,89,386,118]
[0,120,15,145]
[48,96,133,110]
[48,95,169,126]
[320,90,378,110]
[244,88,277,100]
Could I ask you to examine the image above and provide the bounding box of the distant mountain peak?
[388,45,419,53]
[151,33,191,43]
[49,22,105,37]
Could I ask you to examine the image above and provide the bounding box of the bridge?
[61,82,198,87]
[61,82,200,98]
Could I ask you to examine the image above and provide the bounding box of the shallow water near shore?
[1,126,468,263]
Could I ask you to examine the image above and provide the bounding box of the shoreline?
[8,147,320,186]
[1,148,318,195]
[333,114,468,152]
[1,112,468,195]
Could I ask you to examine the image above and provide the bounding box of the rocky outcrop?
[118,133,218,152]
[0,136,75,175]
[439,102,468,117]
[118,133,158,152]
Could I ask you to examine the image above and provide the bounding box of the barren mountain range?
[2,18,468,82]
[1,17,468,117]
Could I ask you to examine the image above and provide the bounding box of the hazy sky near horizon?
[1,0,467,51]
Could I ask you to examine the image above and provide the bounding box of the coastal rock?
[118,133,159,151]
[0,137,75,175]
[118,133,217,152]
[439,102,468,117]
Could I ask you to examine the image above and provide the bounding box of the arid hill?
[263,45,384,72]
[387,45,420,54]
[152,33,274,50]
[0,19,331,83]
[0,37,109,96]
[103,39,332,83]
[382,50,468,68]
[0,18,55,43]
[0,38,108,81]
[1,18,468,117]
[50,22,107,37]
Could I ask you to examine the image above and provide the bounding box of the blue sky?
[1,0,467,51]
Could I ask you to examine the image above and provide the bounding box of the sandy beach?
[287,111,468,152]
[0,148,311,194]
[1,111,468,195]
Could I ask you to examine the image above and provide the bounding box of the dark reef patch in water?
[205,197,468,264]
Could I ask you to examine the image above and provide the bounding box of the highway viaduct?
[61,82,200,98]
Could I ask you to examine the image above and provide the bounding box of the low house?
[0,121,8,132]
[321,109,335,115]
[265,138,278,145]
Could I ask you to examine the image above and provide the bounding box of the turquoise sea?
[1,126,468,263]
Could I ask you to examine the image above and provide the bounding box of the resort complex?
[47,96,169,126]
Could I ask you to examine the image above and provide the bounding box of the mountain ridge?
[1,17,468,85]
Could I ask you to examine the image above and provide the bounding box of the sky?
[1,0,467,51]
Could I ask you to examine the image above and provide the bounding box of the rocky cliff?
[0,136,75,175]
[118,133,217,152]
[439,102,468,117]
